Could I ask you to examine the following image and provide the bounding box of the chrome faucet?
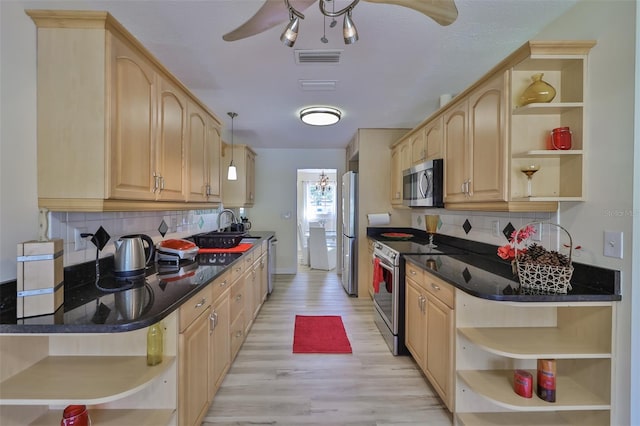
[217,209,237,232]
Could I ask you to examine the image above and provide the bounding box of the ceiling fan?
[222,0,458,43]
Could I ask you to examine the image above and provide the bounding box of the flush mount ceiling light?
[300,106,342,126]
[280,0,360,48]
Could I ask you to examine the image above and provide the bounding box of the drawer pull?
[410,270,416,275]
[235,294,242,302]
[195,298,207,308]
[235,330,243,338]
[431,283,441,291]
[220,280,228,287]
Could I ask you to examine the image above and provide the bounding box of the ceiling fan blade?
[223,0,318,41]
[363,0,458,26]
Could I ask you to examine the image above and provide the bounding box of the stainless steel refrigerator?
[341,171,357,296]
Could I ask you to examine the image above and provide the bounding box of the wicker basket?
[515,222,574,294]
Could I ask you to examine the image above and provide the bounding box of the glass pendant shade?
[227,163,237,181]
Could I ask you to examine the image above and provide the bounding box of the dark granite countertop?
[0,232,275,334]
[368,227,621,303]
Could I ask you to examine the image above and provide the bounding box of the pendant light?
[227,112,238,181]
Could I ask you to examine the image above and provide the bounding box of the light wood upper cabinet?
[410,131,426,165]
[28,10,221,211]
[222,144,257,207]
[403,40,594,212]
[424,116,444,161]
[390,138,411,207]
[156,76,188,201]
[443,98,469,203]
[109,36,157,201]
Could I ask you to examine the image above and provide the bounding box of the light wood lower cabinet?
[0,245,268,426]
[404,262,455,411]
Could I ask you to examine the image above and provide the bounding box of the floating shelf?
[0,356,175,405]
[512,150,584,158]
[512,102,583,115]
[30,409,174,426]
[458,369,610,411]
[458,327,611,359]
[457,410,611,426]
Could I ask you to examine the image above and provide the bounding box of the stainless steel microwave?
[402,159,444,208]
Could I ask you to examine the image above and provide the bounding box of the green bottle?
[147,322,164,366]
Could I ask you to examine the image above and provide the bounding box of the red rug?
[292,315,352,354]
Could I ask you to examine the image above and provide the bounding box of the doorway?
[296,169,337,266]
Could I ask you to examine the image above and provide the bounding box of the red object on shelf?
[198,243,253,254]
[61,405,90,426]
[513,370,533,398]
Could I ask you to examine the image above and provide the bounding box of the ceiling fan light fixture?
[280,13,300,47]
[300,106,341,126]
[343,10,358,45]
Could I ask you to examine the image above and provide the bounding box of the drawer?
[243,251,255,268]
[424,273,454,309]
[230,280,245,322]
[179,286,212,332]
[229,259,245,283]
[211,269,231,301]
[405,262,424,283]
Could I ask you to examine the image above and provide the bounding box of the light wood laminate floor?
[202,267,452,425]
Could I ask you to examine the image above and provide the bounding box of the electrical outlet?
[604,231,623,259]
[491,220,500,237]
[74,227,88,251]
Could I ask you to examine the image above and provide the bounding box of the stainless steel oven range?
[372,238,463,356]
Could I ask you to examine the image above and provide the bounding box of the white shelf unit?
[0,312,178,426]
[454,290,615,425]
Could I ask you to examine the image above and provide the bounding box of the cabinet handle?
[235,330,243,338]
[431,283,441,291]
[152,172,160,193]
[410,269,416,275]
[195,298,207,308]
[209,310,218,333]
[160,176,165,191]
[235,294,242,302]
[220,280,228,288]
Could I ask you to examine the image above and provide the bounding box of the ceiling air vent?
[294,49,343,65]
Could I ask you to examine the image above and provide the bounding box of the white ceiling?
[23,0,579,149]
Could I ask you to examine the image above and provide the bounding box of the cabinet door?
[444,99,469,203]
[156,77,187,201]
[206,121,222,202]
[245,149,256,205]
[179,309,211,426]
[425,116,444,161]
[390,145,403,205]
[425,294,453,410]
[209,294,230,399]
[186,101,208,202]
[109,36,156,200]
[410,130,426,165]
[405,279,425,366]
[468,72,507,201]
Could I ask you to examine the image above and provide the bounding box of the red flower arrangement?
[497,224,536,262]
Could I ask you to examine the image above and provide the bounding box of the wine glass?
[425,215,440,248]
[520,164,540,197]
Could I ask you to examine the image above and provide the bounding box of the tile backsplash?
[48,207,239,267]
[411,209,559,249]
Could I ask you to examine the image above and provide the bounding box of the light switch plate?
[603,231,623,259]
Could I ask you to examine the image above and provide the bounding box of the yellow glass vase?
[518,73,556,107]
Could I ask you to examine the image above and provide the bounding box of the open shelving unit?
[454,291,615,425]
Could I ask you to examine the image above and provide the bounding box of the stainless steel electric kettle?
[114,234,155,278]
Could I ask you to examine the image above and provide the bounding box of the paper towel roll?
[367,213,390,226]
